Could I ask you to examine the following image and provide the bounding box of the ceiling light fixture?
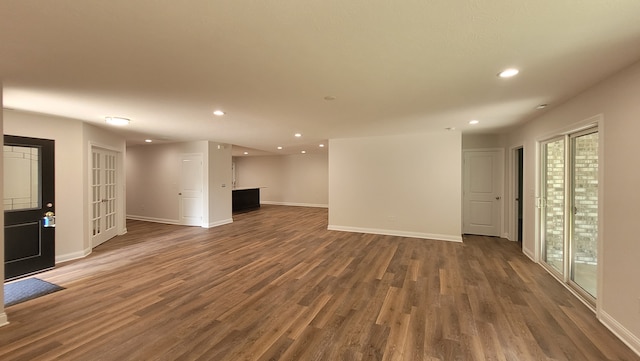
[213,110,225,116]
[277,146,283,150]
[145,139,153,143]
[498,68,519,78]
[294,133,302,137]
[469,120,479,125]
[105,117,130,126]
[319,144,325,148]
[301,151,306,154]
[243,151,249,155]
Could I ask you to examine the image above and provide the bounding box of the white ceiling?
[2,1,640,156]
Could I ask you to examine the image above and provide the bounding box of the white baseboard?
[327,225,462,242]
[600,310,640,357]
[0,312,8,327]
[56,248,91,264]
[126,215,180,225]
[206,218,233,228]
[261,201,328,208]
[523,246,536,262]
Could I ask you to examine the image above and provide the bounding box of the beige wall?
[328,131,462,241]
[127,141,232,226]
[234,153,329,207]
[208,142,233,226]
[3,110,126,262]
[504,60,640,351]
[127,141,207,223]
[462,133,504,149]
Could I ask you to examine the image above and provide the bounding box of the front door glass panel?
[4,145,40,211]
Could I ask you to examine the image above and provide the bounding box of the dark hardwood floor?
[1,205,638,360]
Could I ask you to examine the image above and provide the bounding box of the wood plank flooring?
[1,205,638,360]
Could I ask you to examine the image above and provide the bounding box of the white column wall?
[328,131,462,242]
[208,142,233,227]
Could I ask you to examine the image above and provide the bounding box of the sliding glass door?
[540,128,598,303]
[570,131,598,298]
[541,138,565,275]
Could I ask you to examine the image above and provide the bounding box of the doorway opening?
[515,147,523,248]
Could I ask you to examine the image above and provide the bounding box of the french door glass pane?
[571,132,598,297]
[543,139,565,274]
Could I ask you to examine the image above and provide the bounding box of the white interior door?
[91,147,119,247]
[463,150,503,236]
[180,154,203,226]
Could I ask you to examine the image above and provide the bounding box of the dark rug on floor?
[4,278,64,307]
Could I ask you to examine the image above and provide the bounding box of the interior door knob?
[495,196,501,200]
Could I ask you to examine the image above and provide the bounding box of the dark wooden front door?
[4,135,55,280]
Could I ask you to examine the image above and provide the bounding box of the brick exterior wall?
[543,139,565,270]
[543,133,598,269]
[572,132,598,264]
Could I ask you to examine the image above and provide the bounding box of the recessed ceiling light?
[277,146,283,150]
[469,120,479,125]
[243,151,249,155]
[536,104,548,109]
[319,144,325,148]
[498,68,519,78]
[213,110,225,116]
[294,133,302,137]
[301,150,306,154]
[105,117,130,126]
[324,95,336,101]
[145,139,153,143]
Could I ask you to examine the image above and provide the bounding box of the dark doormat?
[4,278,64,307]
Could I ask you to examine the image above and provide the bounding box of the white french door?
[91,147,119,247]
[540,127,598,302]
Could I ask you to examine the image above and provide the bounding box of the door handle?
[43,211,56,228]
[495,196,501,200]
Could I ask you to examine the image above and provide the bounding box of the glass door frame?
[538,125,599,307]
